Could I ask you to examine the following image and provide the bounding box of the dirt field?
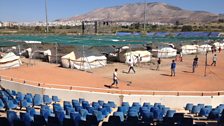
[0,51,224,95]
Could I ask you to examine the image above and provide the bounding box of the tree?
[175,20,180,26]
[181,25,193,31]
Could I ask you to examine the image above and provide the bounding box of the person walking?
[194,55,199,67]
[211,54,217,66]
[110,68,119,88]
[156,58,161,70]
[179,52,183,62]
[171,60,176,76]
[127,59,136,74]
[192,59,197,73]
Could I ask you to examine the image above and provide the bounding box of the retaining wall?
[1,79,224,109]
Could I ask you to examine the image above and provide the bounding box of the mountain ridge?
[67,2,221,24]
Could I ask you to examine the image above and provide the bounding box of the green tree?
[181,25,193,31]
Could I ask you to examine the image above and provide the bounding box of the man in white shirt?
[127,59,136,74]
[110,68,118,88]
[211,54,217,66]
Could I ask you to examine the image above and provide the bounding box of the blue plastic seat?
[40,107,51,119]
[154,103,161,108]
[16,92,24,102]
[20,99,32,109]
[70,112,81,126]
[143,102,151,108]
[108,115,123,126]
[82,101,90,109]
[24,95,33,104]
[26,107,36,117]
[52,96,60,103]
[43,95,52,105]
[33,94,43,107]
[20,112,33,126]
[92,102,100,109]
[33,114,47,126]
[55,111,65,123]
[103,103,112,114]
[72,99,79,107]
[65,107,76,116]
[166,110,176,117]
[197,104,205,109]
[86,114,100,126]
[11,90,17,96]
[93,110,104,121]
[208,109,220,120]
[152,107,163,120]
[53,103,63,113]
[199,107,210,117]
[132,102,141,108]
[142,111,153,123]
[0,99,5,110]
[63,101,72,110]
[113,111,124,122]
[7,110,19,126]
[79,109,91,121]
[98,100,104,106]
[48,116,61,126]
[191,105,201,115]
[117,106,128,116]
[86,106,95,114]
[122,102,130,108]
[205,105,212,110]
[108,101,116,108]
[128,111,138,118]
[79,98,85,104]
[185,103,193,111]
[7,100,18,110]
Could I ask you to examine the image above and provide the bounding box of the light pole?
[45,0,49,33]
[143,0,146,33]
[55,43,58,64]
[204,51,208,77]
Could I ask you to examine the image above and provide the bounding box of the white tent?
[198,44,212,53]
[181,45,198,55]
[119,50,151,64]
[61,51,107,70]
[213,42,224,50]
[61,51,76,68]
[73,55,107,70]
[0,52,22,70]
[152,47,177,58]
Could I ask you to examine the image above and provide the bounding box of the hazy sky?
[0,0,223,22]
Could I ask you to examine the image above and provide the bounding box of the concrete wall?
[1,79,224,109]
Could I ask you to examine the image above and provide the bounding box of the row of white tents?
[1,41,223,71]
[60,41,224,70]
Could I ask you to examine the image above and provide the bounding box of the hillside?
[68,2,220,24]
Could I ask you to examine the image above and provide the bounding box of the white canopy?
[61,51,76,68]
[122,50,151,63]
[61,51,107,70]
[198,44,212,53]
[152,47,177,58]
[181,45,198,55]
[213,42,224,49]
[0,52,22,70]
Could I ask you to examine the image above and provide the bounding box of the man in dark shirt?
[171,60,176,76]
[156,58,161,70]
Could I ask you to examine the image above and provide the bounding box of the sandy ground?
[0,51,224,95]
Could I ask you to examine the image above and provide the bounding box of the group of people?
[110,52,219,88]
